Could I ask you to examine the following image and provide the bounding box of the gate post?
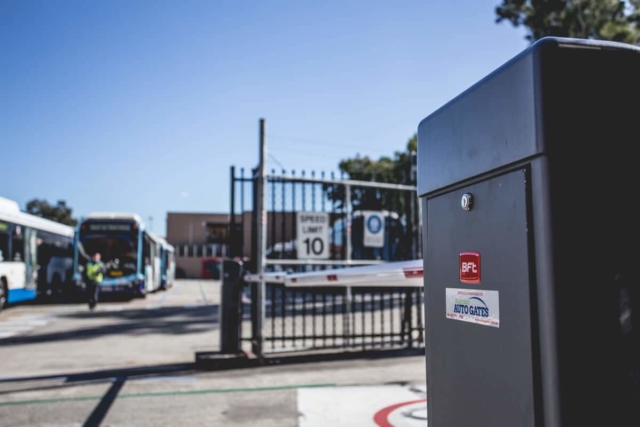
[252,118,267,358]
[229,166,237,258]
[219,260,244,354]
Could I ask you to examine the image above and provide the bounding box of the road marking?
[0,313,55,340]
[196,281,210,306]
[373,399,427,427]
[0,383,336,407]
[298,385,425,427]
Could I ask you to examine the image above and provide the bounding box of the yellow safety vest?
[87,261,104,282]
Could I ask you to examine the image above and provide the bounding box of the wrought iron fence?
[228,166,422,272]
[238,280,424,355]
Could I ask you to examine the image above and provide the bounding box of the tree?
[496,0,640,45]
[26,199,78,226]
[327,134,417,211]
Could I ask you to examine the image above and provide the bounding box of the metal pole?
[229,166,236,258]
[253,118,267,358]
[344,183,353,344]
[345,183,352,264]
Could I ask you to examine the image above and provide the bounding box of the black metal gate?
[227,143,423,357]
[251,283,424,353]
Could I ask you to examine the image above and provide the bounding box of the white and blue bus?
[73,213,164,297]
[0,197,75,311]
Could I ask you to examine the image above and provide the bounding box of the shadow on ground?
[0,305,219,346]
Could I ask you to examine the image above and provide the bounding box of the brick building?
[165,211,296,278]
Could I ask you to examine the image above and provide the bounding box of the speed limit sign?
[296,212,329,259]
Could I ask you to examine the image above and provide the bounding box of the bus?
[156,236,175,290]
[0,197,75,311]
[73,213,164,297]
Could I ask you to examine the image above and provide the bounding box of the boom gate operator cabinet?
[418,37,640,427]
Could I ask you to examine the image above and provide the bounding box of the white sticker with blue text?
[445,288,500,328]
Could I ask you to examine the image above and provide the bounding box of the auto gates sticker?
[446,288,499,328]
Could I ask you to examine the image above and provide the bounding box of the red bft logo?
[460,252,481,284]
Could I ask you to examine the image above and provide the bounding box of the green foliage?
[26,199,78,227]
[496,0,640,44]
[327,134,417,212]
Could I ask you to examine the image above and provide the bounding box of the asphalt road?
[0,280,426,426]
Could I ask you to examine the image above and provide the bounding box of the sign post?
[296,212,329,259]
[363,211,384,248]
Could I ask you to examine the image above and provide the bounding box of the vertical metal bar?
[302,171,306,211]
[271,169,276,262]
[322,291,327,347]
[293,289,297,348]
[240,168,245,259]
[361,292,365,349]
[380,290,385,348]
[345,183,352,264]
[291,170,296,266]
[390,290,395,345]
[342,288,347,348]
[321,171,326,212]
[332,290,337,346]
[230,166,236,258]
[301,172,306,274]
[311,171,316,210]
[371,292,375,348]
[344,182,353,348]
[417,288,424,344]
[406,289,414,348]
[312,291,317,348]
[400,289,406,346]
[351,288,356,347]
[270,283,275,349]
[330,172,336,260]
[254,118,267,358]
[281,285,286,348]
[302,290,307,348]
[281,169,286,260]
[344,286,352,347]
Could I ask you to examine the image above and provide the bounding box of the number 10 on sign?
[296,212,329,259]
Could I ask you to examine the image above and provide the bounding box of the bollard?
[418,37,640,426]
[219,259,244,354]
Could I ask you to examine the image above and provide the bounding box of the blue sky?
[1,0,526,235]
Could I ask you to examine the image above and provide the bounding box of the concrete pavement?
[0,280,427,426]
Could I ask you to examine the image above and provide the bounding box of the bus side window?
[0,232,9,262]
[12,236,24,262]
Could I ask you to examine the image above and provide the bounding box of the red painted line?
[373,399,426,427]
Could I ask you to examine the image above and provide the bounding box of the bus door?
[23,227,38,294]
[152,243,161,291]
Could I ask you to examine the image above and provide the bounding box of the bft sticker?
[460,252,480,284]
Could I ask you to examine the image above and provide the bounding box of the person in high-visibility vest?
[86,253,105,310]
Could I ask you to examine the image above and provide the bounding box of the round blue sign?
[366,215,382,234]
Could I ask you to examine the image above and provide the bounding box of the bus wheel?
[0,278,8,311]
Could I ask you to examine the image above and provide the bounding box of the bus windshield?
[79,221,138,276]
